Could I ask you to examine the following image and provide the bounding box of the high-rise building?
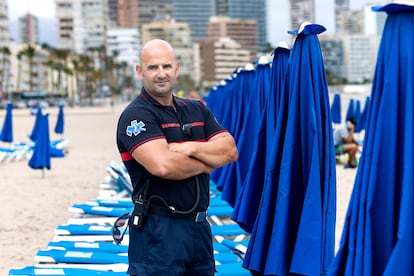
[138,0,173,25]
[342,34,378,83]
[319,35,345,81]
[116,0,139,29]
[107,0,118,27]
[106,28,140,67]
[19,13,39,44]
[55,0,74,49]
[207,16,257,61]
[56,0,108,53]
[172,0,215,42]
[336,9,364,34]
[336,5,386,35]
[0,0,10,45]
[215,0,267,52]
[197,37,250,86]
[108,0,267,54]
[288,0,335,35]
[289,0,315,30]
[141,17,194,77]
[335,0,349,10]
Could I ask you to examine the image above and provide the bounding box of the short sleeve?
[117,105,165,154]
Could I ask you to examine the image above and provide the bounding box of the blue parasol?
[54,104,65,135]
[0,102,13,143]
[345,98,355,121]
[243,23,336,275]
[28,113,51,177]
[331,93,342,124]
[219,60,272,207]
[353,99,362,133]
[29,105,43,141]
[232,44,290,232]
[359,96,371,131]
[328,3,414,275]
[208,74,243,194]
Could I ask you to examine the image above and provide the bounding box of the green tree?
[21,45,36,91]
[262,42,275,54]
[0,46,11,96]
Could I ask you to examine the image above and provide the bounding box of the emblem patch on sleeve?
[126,120,146,137]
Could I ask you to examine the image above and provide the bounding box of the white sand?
[0,103,357,275]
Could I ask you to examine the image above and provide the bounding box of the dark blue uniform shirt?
[116,88,226,212]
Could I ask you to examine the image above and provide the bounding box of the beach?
[0,103,357,275]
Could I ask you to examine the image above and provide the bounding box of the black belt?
[148,205,207,222]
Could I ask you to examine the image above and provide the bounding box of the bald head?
[136,39,180,104]
[140,39,176,64]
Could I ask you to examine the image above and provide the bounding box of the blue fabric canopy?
[54,104,65,134]
[243,23,336,275]
[219,61,272,207]
[232,46,290,232]
[29,106,43,141]
[29,113,51,175]
[353,99,362,133]
[359,96,371,131]
[331,93,342,124]
[0,102,13,143]
[208,63,272,207]
[345,98,355,122]
[328,4,414,276]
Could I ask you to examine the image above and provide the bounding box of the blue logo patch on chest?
[126,120,146,137]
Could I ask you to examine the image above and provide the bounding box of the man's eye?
[147,66,158,71]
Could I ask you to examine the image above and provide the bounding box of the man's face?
[136,47,179,98]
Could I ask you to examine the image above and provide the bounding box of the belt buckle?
[194,211,206,222]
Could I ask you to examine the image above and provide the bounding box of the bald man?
[116,39,238,275]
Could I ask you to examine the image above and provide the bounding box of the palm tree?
[53,48,71,95]
[77,54,94,105]
[0,46,11,97]
[21,45,36,91]
[16,51,24,92]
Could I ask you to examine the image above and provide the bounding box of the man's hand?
[169,142,193,157]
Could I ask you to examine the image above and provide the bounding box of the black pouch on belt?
[131,179,150,229]
[131,197,147,229]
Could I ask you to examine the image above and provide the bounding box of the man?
[116,39,238,275]
[333,118,359,169]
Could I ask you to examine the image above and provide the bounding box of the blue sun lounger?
[69,204,130,217]
[215,262,251,275]
[9,266,127,276]
[47,241,128,254]
[69,203,233,219]
[35,247,241,266]
[48,240,234,255]
[55,220,246,238]
[35,249,127,264]
[85,195,231,209]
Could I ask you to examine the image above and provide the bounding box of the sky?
[8,0,377,46]
[8,0,57,44]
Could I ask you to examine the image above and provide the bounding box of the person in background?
[334,118,359,169]
[116,39,238,275]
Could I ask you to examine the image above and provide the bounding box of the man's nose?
[157,66,167,76]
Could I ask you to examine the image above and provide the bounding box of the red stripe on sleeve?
[120,152,133,161]
[191,122,204,127]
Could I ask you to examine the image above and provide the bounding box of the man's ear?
[136,64,143,79]
[175,61,180,77]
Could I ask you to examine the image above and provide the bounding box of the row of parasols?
[0,103,67,176]
[204,3,414,276]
